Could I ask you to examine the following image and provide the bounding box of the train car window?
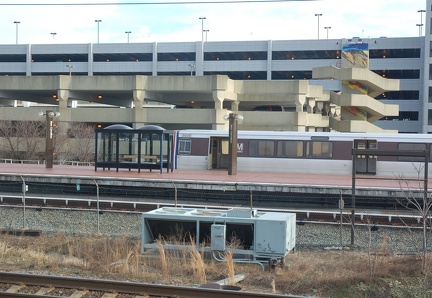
[305,141,333,159]
[397,143,426,162]
[178,138,192,155]
[249,140,275,157]
[277,140,304,158]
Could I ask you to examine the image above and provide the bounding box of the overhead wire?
[0,0,315,6]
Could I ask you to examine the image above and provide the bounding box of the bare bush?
[0,120,45,160]
[55,122,95,162]
[394,166,432,274]
[0,120,96,163]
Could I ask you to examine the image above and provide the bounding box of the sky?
[0,0,427,45]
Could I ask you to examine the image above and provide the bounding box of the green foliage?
[387,278,432,298]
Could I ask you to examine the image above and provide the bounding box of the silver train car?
[174,130,432,178]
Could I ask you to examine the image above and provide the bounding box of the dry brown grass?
[188,237,207,284]
[224,250,235,285]
[1,233,432,297]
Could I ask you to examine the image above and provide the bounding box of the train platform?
[0,162,427,191]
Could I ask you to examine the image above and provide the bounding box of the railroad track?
[0,194,424,227]
[0,271,304,298]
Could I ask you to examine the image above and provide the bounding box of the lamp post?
[418,9,426,36]
[13,21,20,44]
[315,14,322,39]
[324,26,331,39]
[125,31,131,43]
[224,113,244,175]
[204,29,210,41]
[39,110,60,168]
[66,64,74,76]
[199,17,206,42]
[417,24,423,37]
[95,19,102,43]
[50,32,57,39]
[188,64,195,76]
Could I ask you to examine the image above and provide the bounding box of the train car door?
[354,139,377,174]
[209,137,229,169]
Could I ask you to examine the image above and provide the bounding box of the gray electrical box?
[211,224,226,251]
[141,207,296,262]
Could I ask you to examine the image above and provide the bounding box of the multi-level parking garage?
[0,36,407,133]
[4,0,432,134]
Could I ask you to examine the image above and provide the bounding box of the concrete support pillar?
[57,89,71,123]
[334,106,341,119]
[132,89,147,128]
[296,125,306,132]
[307,126,316,132]
[230,101,239,112]
[322,102,330,116]
[315,102,324,114]
[212,90,225,110]
[330,105,336,118]
[296,95,306,112]
[306,98,316,114]
[212,108,230,130]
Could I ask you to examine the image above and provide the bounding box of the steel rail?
[0,271,306,298]
[0,194,425,227]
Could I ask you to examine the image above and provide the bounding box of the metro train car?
[174,130,432,178]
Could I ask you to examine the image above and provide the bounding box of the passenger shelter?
[94,124,174,173]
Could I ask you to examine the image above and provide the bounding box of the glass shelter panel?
[95,126,173,173]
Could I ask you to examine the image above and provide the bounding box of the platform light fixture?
[418,9,426,36]
[199,17,206,42]
[223,113,244,175]
[324,26,331,39]
[125,31,131,43]
[38,110,60,169]
[66,64,74,76]
[95,20,102,43]
[315,14,322,39]
[188,64,195,76]
[416,24,423,37]
[13,21,20,44]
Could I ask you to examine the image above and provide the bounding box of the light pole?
[66,64,74,76]
[50,32,57,39]
[95,20,102,43]
[315,14,322,39]
[418,9,426,36]
[13,21,20,44]
[417,24,423,37]
[125,31,131,43]
[199,17,206,42]
[324,26,331,39]
[38,110,60,169]
[204,29,210,41]
[188,64,195,76]
[224,113,244,175]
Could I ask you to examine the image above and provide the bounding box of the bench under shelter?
[94,124,174,173]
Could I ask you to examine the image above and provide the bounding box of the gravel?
[0,206,426,254]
